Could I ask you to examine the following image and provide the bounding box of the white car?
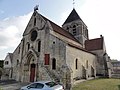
[20,81,64,90]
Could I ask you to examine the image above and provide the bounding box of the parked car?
[20,81,64,90]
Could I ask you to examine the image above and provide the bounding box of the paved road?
[0,80,29,90]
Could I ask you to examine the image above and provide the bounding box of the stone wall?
[66,45,96,84]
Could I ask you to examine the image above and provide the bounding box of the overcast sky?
[0,0,120,60]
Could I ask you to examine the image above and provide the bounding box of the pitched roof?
[85,37,104,51]
[63,9,82,25]
[40,13,80,43]
[68,43,96,55]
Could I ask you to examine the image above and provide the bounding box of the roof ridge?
[87,37,103,41]
[39,13,80,43]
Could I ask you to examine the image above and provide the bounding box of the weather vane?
[73,0,75,8]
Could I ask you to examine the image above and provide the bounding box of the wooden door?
[30,64,36,82]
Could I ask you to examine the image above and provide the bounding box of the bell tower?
[62,9,89,47]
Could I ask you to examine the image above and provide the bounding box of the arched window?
[28,43,30,50]
[86,60,88,69]
[34,18,36,26]
[76,59,78,69]
[66,27,69,31]
[53,41,55,44]
[5,61,9,65]
[85,29,88,38]
[52,58,56,70]
[38,41,41,52]
[31,30,38,41]
[73,25,76,35]
[17,59,19,65]
[73,25,76,28]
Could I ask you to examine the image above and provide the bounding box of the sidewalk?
[0,79,18,85]
[1,83,19,90]
[0,80,29,90]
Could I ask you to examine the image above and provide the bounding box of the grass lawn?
[0,87,2,90]
[72,78,120,90]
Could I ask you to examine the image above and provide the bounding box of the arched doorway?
[30,63,36,82]
[26,51,38,82]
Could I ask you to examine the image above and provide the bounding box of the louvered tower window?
[73,25,77,35]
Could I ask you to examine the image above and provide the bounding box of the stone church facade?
[3,8,112,89]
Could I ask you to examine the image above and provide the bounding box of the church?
[3,7,112,89]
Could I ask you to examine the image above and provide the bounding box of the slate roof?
[63,8,83,25]
[85,37,104,51]
[40,13,80,43]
